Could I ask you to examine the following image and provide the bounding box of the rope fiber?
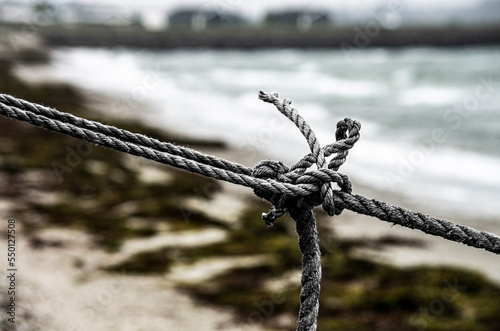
[1,91,500,331]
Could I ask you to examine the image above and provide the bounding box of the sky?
[52,0,483,20]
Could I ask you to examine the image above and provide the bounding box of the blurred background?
[1,0,500,330]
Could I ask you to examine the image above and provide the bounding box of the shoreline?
[13,58,500,286]
[4,49,500,330]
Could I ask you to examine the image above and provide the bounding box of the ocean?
[42,46,500,225]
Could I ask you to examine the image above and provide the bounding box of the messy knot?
[252,91,361,226]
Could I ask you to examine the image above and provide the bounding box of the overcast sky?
[55,0,483,20]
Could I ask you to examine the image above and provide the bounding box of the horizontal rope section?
[1,92,499,255]
[0,93,253,176]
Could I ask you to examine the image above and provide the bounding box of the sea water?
[44,46,500,226]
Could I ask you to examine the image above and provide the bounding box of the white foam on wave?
[50,48,146,93]
[340,136,500,219]
[45,47,500,220]
[205,67,385,99]
[397,86,466,107]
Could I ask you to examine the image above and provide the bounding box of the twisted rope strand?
[336,192,500,254]
[290,119,361,175]
[0,93,253,176]
[2,92,500,331]
[258,91,325,168]
[0,101,337,197]
[288,205,321,331]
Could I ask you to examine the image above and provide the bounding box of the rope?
[0,94,253,176]
[288,205,321,331]
[258,91,359,219]
[336,192,500,254]
[1,92,500,331]
[0,95,334,197]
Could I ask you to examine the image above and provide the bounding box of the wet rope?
[1,92,500,331]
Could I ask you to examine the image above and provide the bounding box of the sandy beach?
[2,49,500,331]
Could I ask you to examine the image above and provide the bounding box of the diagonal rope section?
[335,191,500,254]
[0,93,253,176]
[1,92,500,331]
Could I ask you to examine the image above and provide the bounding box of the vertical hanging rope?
[288,205,321,331]
[254,91,360,331]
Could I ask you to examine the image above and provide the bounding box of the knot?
[252,160,292,226]
[252,161,353,227]
[252,160,290,183]
[253,91,361,226]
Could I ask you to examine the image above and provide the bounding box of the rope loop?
[253,92,361,226]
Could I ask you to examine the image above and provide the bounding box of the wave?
[47,47,500,220]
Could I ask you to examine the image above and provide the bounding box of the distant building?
[265,10,332,31]
[168,8,246,31]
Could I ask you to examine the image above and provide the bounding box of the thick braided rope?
[0,93,252,176]
[291,119,361,173]
[335,192,500,254]
[288,205,321,331]
[0,101,337,197]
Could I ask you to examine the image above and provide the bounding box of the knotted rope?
[251,92,360,330]
[1,91,500,331]
[253,91,359,225]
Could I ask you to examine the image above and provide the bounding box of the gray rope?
[0,93,253,176]
[288,205,321,331]
[259,91,337,217]
[2,92,500,331]
[0,101,336,197]
[336,192,500,254]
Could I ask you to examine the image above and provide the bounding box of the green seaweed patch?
[105,248,174,274]
[81,215,157,252]
[127,169,221,204]
[1,57,229,251]
[182,266,301,318]
[23,170,226,248]
[179,201,301,274]
[29,201,158,251]
[177,204,500,331]
[127,184,229,232]
[317,257,500,330]
[14,47,51,64]
[162,213,230,232]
